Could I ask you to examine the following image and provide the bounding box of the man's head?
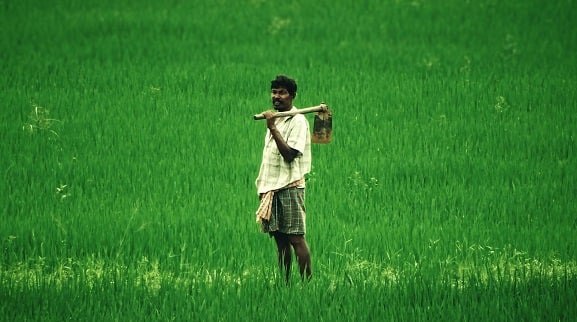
[271,75,297,112]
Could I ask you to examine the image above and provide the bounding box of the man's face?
[271,87,294,112]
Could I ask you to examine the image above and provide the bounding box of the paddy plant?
[1,0,577,320]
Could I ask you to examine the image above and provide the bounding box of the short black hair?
[271,75,297,97]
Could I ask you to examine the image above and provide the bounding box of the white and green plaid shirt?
[255,107,311,194]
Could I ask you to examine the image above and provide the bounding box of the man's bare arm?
[263,111,299,163]
[269,128,299,162]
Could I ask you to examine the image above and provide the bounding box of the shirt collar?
[278,106,297,122]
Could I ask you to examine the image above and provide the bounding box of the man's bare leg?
[289,234,312,281]
[273,232,292,283]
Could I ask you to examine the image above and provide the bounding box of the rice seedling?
[1,0,576,320]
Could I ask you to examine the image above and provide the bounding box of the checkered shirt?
[255,107,311,194]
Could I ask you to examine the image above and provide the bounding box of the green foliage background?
[1,0,576,320]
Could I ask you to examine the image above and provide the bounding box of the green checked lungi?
[261,187,306,235]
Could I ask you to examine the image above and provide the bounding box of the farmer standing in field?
[255,75,312,283]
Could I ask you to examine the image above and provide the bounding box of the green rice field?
[1,0,576,320]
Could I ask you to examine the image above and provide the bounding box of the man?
[255,75,312,283]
